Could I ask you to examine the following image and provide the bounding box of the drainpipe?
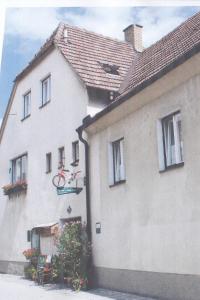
[76,126,92,242]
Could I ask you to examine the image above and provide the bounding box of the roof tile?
[15,22,135,91]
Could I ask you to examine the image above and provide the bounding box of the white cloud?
[135,7,192,46]
[61,7,133,40]
[62,7,200,46]
[4,7,200,48]
[5,8,61,41]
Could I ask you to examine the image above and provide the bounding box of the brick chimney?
[123,24,143,52]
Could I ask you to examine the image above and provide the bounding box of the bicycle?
[52,166,81,188]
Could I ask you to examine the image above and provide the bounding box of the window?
[11,154,27,183]
[41,75,51,106]
[108,138,125,186]
[98,61,119,75]
[46,153,52,173]
[31,229,40,250]
[157,111,183,171]
[58,147,65,168]
[23,91,31,119]
[72,141,79,166]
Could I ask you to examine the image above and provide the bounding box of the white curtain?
[21,155,27,181]
[113,141,121,182]
[163,117,175,166]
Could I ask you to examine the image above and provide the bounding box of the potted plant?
[23,248,40,267]
[2,180,27,195]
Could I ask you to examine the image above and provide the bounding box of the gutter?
[76,126,92,242]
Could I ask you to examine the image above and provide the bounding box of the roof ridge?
[142,10,200,55]
[59,22,134,46]
[118,9,200,100]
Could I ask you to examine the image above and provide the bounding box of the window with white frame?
[23,91,31,119]
[108,138,125,186]
[11,154,27,183]
[157,111,183,171]
[41,75,51,106]
[58,147,65,168]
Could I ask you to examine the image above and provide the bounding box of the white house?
[0,22,135,274]
[78,11,200,300]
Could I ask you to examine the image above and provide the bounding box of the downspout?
[76,126,92,242]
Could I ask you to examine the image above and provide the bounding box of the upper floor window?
[23,91,31,119]
[157,111,183,171]
[46,153,52,173]
[108,138,126,186]
[41,75,51,106]
[71,141,79,166]
[11,154,27,183]
[58,147,65,168]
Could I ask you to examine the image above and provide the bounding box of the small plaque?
[96,222,101,234]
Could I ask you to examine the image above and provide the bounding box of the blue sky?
[0,6,200,122]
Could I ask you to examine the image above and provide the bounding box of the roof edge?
[0,82,18,144]
[15,42,55,82]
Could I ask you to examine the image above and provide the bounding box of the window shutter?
[173,113,182,163]
[9,160,12,183]
[27,230,31,242]
[108,143,114,185]
[22,96,25,119]
[48,76,51,101]
[156,120,165,171]
[120,139,126,180]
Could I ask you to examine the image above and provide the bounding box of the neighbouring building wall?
[87,87,111,116]
[0,48,88,273]
[89,58,200,299]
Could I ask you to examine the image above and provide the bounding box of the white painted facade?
[0,47,106,273]
[87,52,200,278]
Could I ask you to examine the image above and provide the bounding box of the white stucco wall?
[89,54,200,276]
[0,48,88,262]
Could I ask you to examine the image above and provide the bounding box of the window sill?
[109,179,126,188]
[71,160,79,167]
[39,100,51,109]
[46,170,52,174]
[21,114,31,122]
[159,161,184,173]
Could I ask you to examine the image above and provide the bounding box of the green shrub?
[51,255,62,282]
[56,221,91,290]
[24,264,37,280]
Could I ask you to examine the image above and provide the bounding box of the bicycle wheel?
[52,175,66,188]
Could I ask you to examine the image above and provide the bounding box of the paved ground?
[0,274,156,300]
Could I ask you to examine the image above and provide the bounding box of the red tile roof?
[118,11,200,99]
[15,23,135,91]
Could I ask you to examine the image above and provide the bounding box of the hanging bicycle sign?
[52,165,83,195]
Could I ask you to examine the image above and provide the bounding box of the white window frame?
[41,75,51,106]
[23,91,31,119]
[11,154,27,183]
[108,138,126,186]
[157,111,183,171]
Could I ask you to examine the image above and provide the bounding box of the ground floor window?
[31,229,40,250]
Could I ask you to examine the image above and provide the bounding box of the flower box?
[2,180,27,195]
[23,248,40,260]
